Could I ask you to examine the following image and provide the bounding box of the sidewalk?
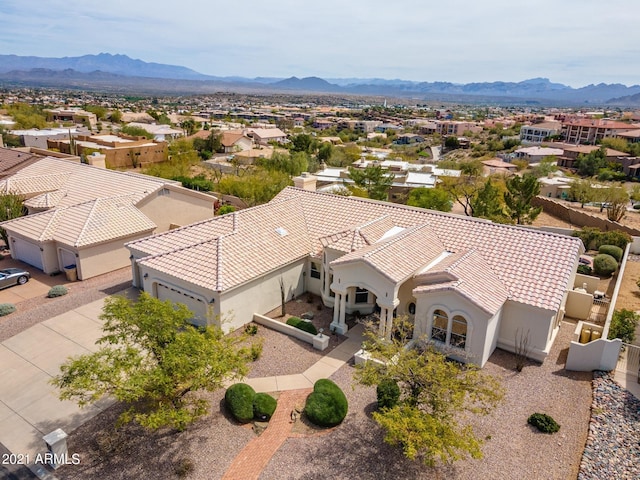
[0,295,126,479]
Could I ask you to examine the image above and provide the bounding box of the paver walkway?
[221,388,312,480]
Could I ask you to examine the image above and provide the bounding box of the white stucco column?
[385,308,394,341]
[379,307,387,337]
[330,292,349,335]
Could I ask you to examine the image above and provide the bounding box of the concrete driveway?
[0,255,73,305]
[0,293,131,476]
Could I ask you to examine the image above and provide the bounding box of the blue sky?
[1,0,638,87]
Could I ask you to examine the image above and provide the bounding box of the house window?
[408,302,416,315]
[431,310,448,343]
[310,262,321,279]
[450,315,467,349]
[329,275,335,297]
[355,287,368,304]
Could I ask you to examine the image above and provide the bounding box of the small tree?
[355,317,503,466]
[503,174,542,224]
[608,309,639,344]
[406,187,452,212]
[347,164,395,201]
[0,192,26,248]
[52,293,251,431]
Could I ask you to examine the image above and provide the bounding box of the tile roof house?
[128,182,583,366]
[0,157,217,280]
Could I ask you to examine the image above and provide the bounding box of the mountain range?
[1,53,639,106]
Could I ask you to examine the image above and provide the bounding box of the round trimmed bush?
[593,254,618,277]
[253,392,277,421]
[47,285,68,298]
[225,383,256,423]
[598,244,623,263]
[376,378,400,410]
[304,379,348,427]
[527,413,560,434]
[0,303,16,316]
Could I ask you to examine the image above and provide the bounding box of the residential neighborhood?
[1,57,640,480]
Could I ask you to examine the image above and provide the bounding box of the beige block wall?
[75,232,153,280]
[498,301,556,362]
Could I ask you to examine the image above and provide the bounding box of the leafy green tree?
[347,164,395,201]
[144,138,197,179]
[600,137,629,153]
[51,293,251,431]
[355,317,503,466]
[5,103,47,129]
[120,125,154,140]
[290,133,317,154]
[84,105,108,120]
[218,169,292,206]
[444,136,460,149]
[257,151,309,176]
[109,110,123,124]
[608,309,639,344]
[406,187,452,212]
[471,179,508,222]
[503,174,542,224]
[440,173,483,217]
[193,130,222,159]
[574,147,607,177]
[531,156,558,178]
[180,118,198,136]
[602,184,629,222]
[0,192,26,248]
[317,142,334,163]
[569,178,597,207]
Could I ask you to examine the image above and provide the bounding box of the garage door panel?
[156,283,207,325]
[13,239,43,270]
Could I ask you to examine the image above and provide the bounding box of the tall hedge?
[598,244,623,262]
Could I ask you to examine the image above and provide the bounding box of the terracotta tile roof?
[318,216,395,253]
[413,250,510,315]
[137,197,313,291]
[0,157,177,208]
[2,196,156,247]
[0,147,42,178]
[221,132,248,147]
[331,223,446,284]
[24,190,67,209]
[132,187,582,311]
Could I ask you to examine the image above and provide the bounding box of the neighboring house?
[538,174,574,199]
[481,158,518,176]
[557,145,629,170]
[245,128,287,145]
[127,179,583,367]
[0,147,45,180]
[47,134,167,168]
[395,133,425,145]
[519,122,561,143]
[9,127,90,149]
[514,146,564,163]
[220,132,253,153]
[125,122,183,142]
[0,157,216,280]
[45,108,98,129]
[616,129,640,144]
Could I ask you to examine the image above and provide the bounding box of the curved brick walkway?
[221,388,312,480]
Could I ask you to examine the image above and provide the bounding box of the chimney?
[293,172,317,191]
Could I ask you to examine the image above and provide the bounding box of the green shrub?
[376,378,400,410]
[634,203,640,210]
[250,339,263,361]
[593,254,618,277]
[0,303,16,316]
[218,205,236,215]
[173,458,195,478]
[304,379,348,427]
[286,316,318,335]
[47,285,68,298]
[253,393,277,421]
[598,244,623,262]
[577,264,592,275]
[608,309,640,343]
[225,383,256,423]
[527,413,560,434]
[573,227,631,250]
[244,323,258,335]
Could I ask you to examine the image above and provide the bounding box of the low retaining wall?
[252,313,329,350]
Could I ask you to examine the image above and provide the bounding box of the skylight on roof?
[275,227,288,237]
[377,226,405,242]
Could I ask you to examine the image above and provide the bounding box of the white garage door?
[156,283,207,326]
[13,239,44,270]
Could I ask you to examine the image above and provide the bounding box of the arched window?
[408,302,416,315]
[450,315,467,349]
[431,309,448,343]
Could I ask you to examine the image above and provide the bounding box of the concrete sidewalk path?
[0,295,125,478]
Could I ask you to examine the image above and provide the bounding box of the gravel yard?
[52,317,594,480]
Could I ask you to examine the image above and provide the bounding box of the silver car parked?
[0,268,30,289]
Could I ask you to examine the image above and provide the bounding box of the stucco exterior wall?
[219,260,306,332]
[413,289,496,366]
[137,188,215,232]
[498,301,557,362]
[75,232,153,280]
[565,290,593,320]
